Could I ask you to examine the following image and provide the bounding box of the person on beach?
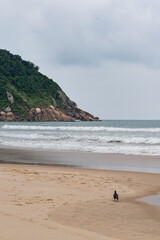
[113,191,119,201]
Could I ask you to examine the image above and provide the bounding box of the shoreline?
[0,147,160,173]
[0,163,160,240]
[1,144,160,158]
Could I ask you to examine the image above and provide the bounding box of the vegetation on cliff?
[0,49,99,121]
[0,49,64,118]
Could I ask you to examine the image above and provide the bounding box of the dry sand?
[0,163,160,240]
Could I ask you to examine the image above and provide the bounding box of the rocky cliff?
[0,49,99,122]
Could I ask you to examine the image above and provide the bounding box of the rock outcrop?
[0,111,15,121]
[0,88,99,122]
[29,104,98,122]
[7,91,14,104]
[29,106,74,122]
[0,104,98,122]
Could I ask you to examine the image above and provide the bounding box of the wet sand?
[0,147,160,173]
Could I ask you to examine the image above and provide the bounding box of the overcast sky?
[1,0,160,119]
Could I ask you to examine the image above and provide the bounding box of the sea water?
[1,120,160,156]
[139,194,160,207]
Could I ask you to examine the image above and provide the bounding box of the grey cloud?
[1,0,160,68]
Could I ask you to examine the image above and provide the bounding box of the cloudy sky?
[1,0,160,119]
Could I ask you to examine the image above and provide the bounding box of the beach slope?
[0,164,160,240]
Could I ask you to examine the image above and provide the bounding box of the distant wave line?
[2,125,160,133]
[1,131,160,145]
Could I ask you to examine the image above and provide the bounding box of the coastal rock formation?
[7,91,14,104]
[29,106,74,122]
[29,105,98,122]
[0,111,15,121]
[0,101,99,122]
[0,49,99,122]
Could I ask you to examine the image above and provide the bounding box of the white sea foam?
[0,131,160,145]
[2,124,160,133]
[1,138,160,156]
[1,131,160,145]
[1,121,160,156]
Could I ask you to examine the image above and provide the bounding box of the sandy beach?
[0,150,160,240]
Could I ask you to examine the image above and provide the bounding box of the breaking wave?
[2,124,160,133]
[1,120,160,156]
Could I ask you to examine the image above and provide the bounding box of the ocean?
[1,120,160,156]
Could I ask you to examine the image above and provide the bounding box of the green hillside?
[0,49,65,118]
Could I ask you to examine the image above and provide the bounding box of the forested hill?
[0,49,99,121]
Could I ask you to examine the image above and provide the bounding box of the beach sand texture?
[0,163,160,240]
